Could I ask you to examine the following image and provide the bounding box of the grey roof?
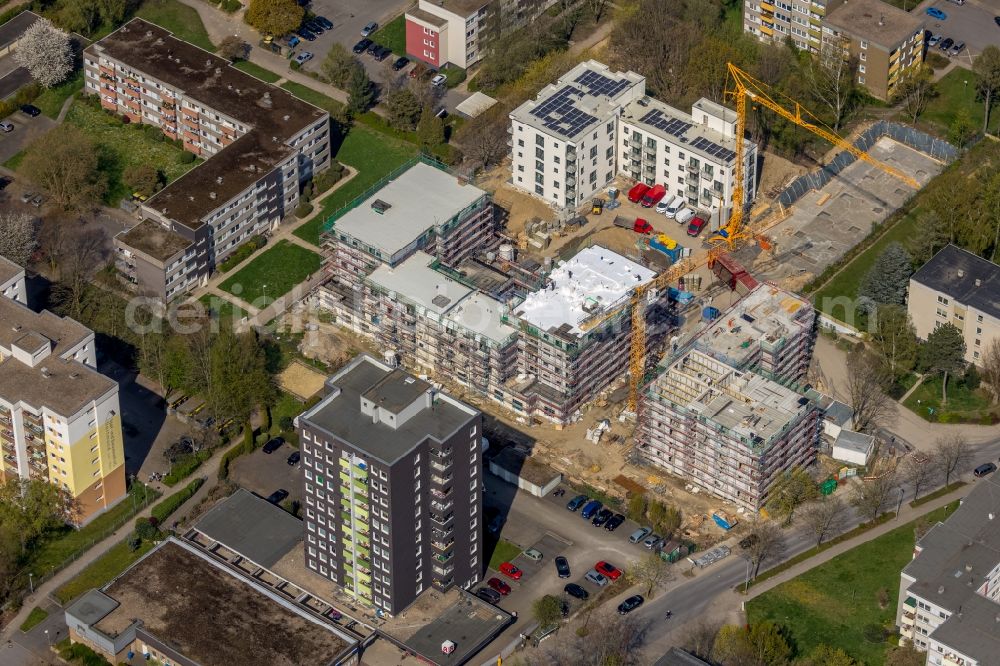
[0,10,41,50]
[0,297,91,357]
[911,245,1000,322]
[65,589,119,626]
[823,399,854,427]
[115,219,192,264]
[824,0,925,50]
[653,647,712,666]
[833,429,874,455]
[301,354,479,465]
[927,593,1000,664]
[333,162,487,259]
[193,488,303,568]
[0,356,116,417]
[363,370,432,413]
[0,254,24,286]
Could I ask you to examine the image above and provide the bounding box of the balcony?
[686,185,698,196]
[431,539,454,552]
[701,169,713,181]
[433,577,454,588]
[433,551,454,564]
[430,459,453,474]
[686,163,699,174]
[430,487,453,500]
[430,511,454,527]
[430,473,452,486]
[432,563,454,577]
[430,499,453,513]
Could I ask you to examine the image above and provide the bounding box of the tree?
[321,44,362,88]
[207,328,275,425]
[244,0,304,37]
[218,36,249,62]
[624,552,673,598]
[97,0,132,26]
[532,594,563,629]
[416,106,445,147]
[846,345,893,433]
[0,212,37,267]
[869,305,919,381]
[900,454,938,502]
[973,45,1000,134]
[49,228,107,320]
[809,40,857,131]
[906,210,950,266]
[980,339,1000,402]
[885,644,927,666]
[0,478,74,553]
[893,65,935,123]
[765,467,819,525]
[626,493,647,523]
[743,518,783,579]
[948,107,977,148]
[346,66,375,117]
[385,88,422,130]
[858,242,913,307]
[647,500,681,536]
[799,645,858,666]
[711,622,792,666]
[586,0,610,23]
[850,470,898,523]
[918,323,966,404]
[540,610,644,666]
[21,125,107,211]
[799,496,847,548]
[123,164,160,197]
[680,620,722,661]
[934,435,972,487]
[13,18,73,88]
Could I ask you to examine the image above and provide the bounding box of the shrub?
[290,60,301,71]
[312,162,345,194]
[218,235,267,273]
[134,517,160,541]
[150,478,205,524]
[180,151,196,164]
[295,202,314,218]
[162,449,211,486]
[220,0,242,11]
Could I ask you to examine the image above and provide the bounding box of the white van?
[675,208,695,225]
[664,196,685,218]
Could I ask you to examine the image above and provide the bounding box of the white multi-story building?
[896,475,1000,665]
[0,255,27,303]
[509,60,757,226]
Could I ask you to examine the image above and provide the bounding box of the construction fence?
[776,121,958,208]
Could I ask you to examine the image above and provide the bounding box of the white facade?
[0,257,26,304]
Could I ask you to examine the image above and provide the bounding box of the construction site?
[303,60,952,542]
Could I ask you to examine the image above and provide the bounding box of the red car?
[686,217,707,237]
[487,577,511,595]
[595,561,622,580]
[499,562,523,580]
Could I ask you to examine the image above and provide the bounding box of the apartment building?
[319,160,497,326]
[744,0,844,52]
[404,0,558,69]
[296,355,483,615]
[0,272,126,525]
[509,60,756,223]
[0,255,27,303]
[84,19,331,303]
[636,348,821,510]
[908,245,1000,367]
[822,0,925,101]
[895,475,1000,665]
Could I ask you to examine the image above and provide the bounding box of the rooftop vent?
[146,31,153,37]
[205,59,212,67]
[283,114,290,121]
[957,269,965,278]
[40,367,49,378]
[371,199,392,215]
[432,295,451,308]
[70,372,80,379]
[209,192,217,200]
[216,176,223,184]
[975,278,982,287]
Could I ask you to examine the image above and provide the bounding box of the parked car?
[580,500,602,519]
[304,19,324,34]
[287,451,301,466]
[294,51,314,65]
[20,104,40,117]
[487,577,511,595]
[974,462,997,477]
[499,562,523,580]
[949,41,965,56]
[431,73,447,87]
[591,508,613,527]
[675,208,695,225]
[946,0,964,5]
[0,121,13,132]
[617,595,644,615]
[296,28,316,41]
[353,38,372,54]
[604,514,626,532]
[927,33,941,47]
[262,436,285,453]
[409,62,427,79]
[362,21,378,36]
[476,587,502,604]
[487,514,504,534]
[584,570,609,587]
[524,548,543,562]
[643,533,662,549]
[266,488,289,504]
[565,582,589,599]
[555,556,571,578]
[629,527,651,544]
[995,16,1000,27]
[939,37,955,51]
[664,195,685,218]
[595,561,622,580]
[314,16,333,30]
[366,42,381,56]
[687,217,708,237]
[567,494,588,512]
[374,46,392,62]
[926,7,947,20]
[19,191,35,204]
[392,56,410,71]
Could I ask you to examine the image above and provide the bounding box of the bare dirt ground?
[479,160,557,239]
[754,151,808,207]
[276,361,328,401]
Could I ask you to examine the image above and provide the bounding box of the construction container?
[711,511,738,530]
[649,234,682,262]
[702,306,721,322]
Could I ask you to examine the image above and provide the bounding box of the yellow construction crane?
[585,62,919,414]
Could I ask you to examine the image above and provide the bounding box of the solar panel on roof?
[574,70,631,98]
[529,84,598,138]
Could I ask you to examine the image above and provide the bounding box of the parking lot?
[923,0,1000,67]
[0,108,55,164]
[229,439,303,506]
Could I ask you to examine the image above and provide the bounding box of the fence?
[776,121,959,208]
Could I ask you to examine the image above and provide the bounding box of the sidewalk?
[742,482,969,601]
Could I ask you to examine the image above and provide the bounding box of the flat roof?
[65,589,119,626]
[911,244,1000,322]
[380,588,513,665]
[407,7,449,27]
[419,0,488,19]
[333,162,486,258]
[926,593,1000,664]
[654,647,712,666]
[193,488,303,568]
[0,254,24,286]
[444,292,517,345]
[833,429,874,454]
[514,245,654,337]
[0,10,40,50]
[0,298,91,357]
[300,354,479,465]
[455,91,497,118]
[94,539,352,666]
[491,448,560,486]
[824,0,924,49]
[511,60,644,141]
[622,96,744,166]
[116,219,192,263]
[87,19,325,230]
[0,355,116,417]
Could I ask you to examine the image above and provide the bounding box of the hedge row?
[150,477,205,524]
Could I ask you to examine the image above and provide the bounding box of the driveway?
[923,0,1000,68]
[0,109,55,163]
[304,0,408,59]
[229,440,303,506]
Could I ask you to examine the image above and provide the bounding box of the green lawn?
[902,375,995,423]
[62,100,200,204]
[19,606,48,633]
[293,125,418,245]
[24,484,159,580]
[371,15,406,55]
[280,81,344,114]
[234,60,282,83]
[55,539,156,604]
[747,502,959,666]
[198,293,245,322]
[34,70,84,119]
[268,391,305,443]
[219,240,323,305]
[916,67,1000,137]
[488,538,522,571]
[3,150,25,170]
[136,0,216,52]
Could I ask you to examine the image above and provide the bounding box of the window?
[860,40,868,49]
[938,296,949,305]
[535,184,544,195]
[536,134,544,147]
[535,159,544,172]
[975,339,981,347]
[858,76,865,85]
[977,315,983,323]
[535,147,544,160]
[535,172,544,184]
[858,65,866,74]
[517,139,524,147]
[859,52,866,62]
